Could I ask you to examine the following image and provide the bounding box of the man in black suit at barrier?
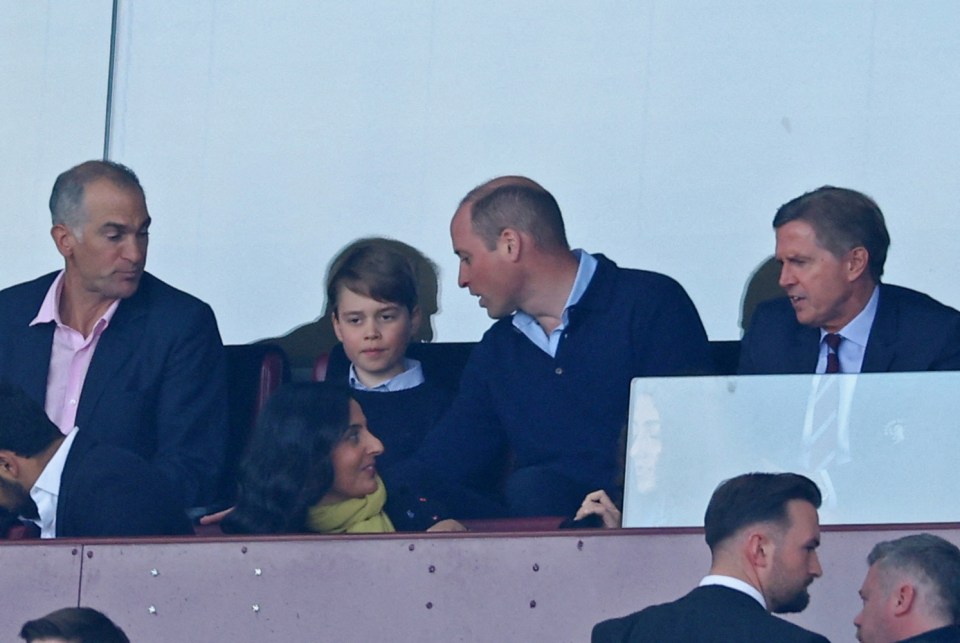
[0,383,192,538]
[855,533,960,643]
[592,472,829,643]
[739,186,960,375]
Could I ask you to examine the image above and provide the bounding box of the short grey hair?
[868,533,960,624]
[49,160,144,233]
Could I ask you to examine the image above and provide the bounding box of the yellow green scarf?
[306,475,395,534]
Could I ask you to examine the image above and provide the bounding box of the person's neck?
[708,559,763,600]
[58,274,117,337]
[520,250,580,335]
[820,278,876,333]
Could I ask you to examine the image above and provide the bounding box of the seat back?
[219,344,291,505]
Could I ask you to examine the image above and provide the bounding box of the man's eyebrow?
[99,218,152,233]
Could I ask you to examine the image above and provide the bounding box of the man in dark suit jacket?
[855,534,960,643]
[0,383,192,538]
[0,160,227,508]
[593,472,829,643]
[740,186,960,375]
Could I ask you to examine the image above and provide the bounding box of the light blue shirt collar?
[512,249,598,357]
[349,358,425,392]
[817,285,879,374]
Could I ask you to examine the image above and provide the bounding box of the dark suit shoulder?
[112,272,221,345]
[59,437,194,538]
[0,272,58,315]
[593,586,829,643]
[135,272,216,312]
[879,284,960,323]
[865,284,960,372]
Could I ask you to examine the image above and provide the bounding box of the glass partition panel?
[622,372,960,527]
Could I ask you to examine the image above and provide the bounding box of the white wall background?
[4,1,960,344]
[1,2,114,285]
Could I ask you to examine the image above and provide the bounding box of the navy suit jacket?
[57,430,194,538]
[739,284,960,374]
[0,271,228,507]
[592,585,830,643]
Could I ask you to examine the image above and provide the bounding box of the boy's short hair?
[326,240,419,315]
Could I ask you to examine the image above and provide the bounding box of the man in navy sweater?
[386,176,712,518]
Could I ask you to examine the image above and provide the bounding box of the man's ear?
[892,583,916,617]
[0,451,21,481]
[497,228,522,262]
[745,530,774,570]
[51,224,76,259]
[845,246,870,282]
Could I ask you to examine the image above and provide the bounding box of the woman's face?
[628,393,663,494]
[321,400,384,504]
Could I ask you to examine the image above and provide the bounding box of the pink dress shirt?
[29,271,120,435]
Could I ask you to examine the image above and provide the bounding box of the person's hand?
[198,506,235,525]
[574,490,621,529]
[426,518,468,532]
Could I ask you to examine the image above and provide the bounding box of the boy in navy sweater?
[326,241,460,529]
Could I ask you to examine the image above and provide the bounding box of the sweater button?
[555,367,563,375]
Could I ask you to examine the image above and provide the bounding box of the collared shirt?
[699,574,767,610]
[816,286,879,374]
[29,427,79,539]
[30,271,120,434]
[511,249,598,357]
[348,358,425,392]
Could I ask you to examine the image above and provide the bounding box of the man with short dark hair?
[21,607,129,643]
[0,160,227,508]
[386,176,712,519]
[855,533,960,642]
[0,383,192,537]
[592,472,829,642]
[739,186,960,374]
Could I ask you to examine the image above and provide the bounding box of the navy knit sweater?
[350,381,452,472]
[386,254,712,517]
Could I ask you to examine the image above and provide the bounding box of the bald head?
[459,175,549,208]
[456,176,569,251]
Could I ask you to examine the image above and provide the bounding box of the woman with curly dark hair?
[221,382,463,534]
